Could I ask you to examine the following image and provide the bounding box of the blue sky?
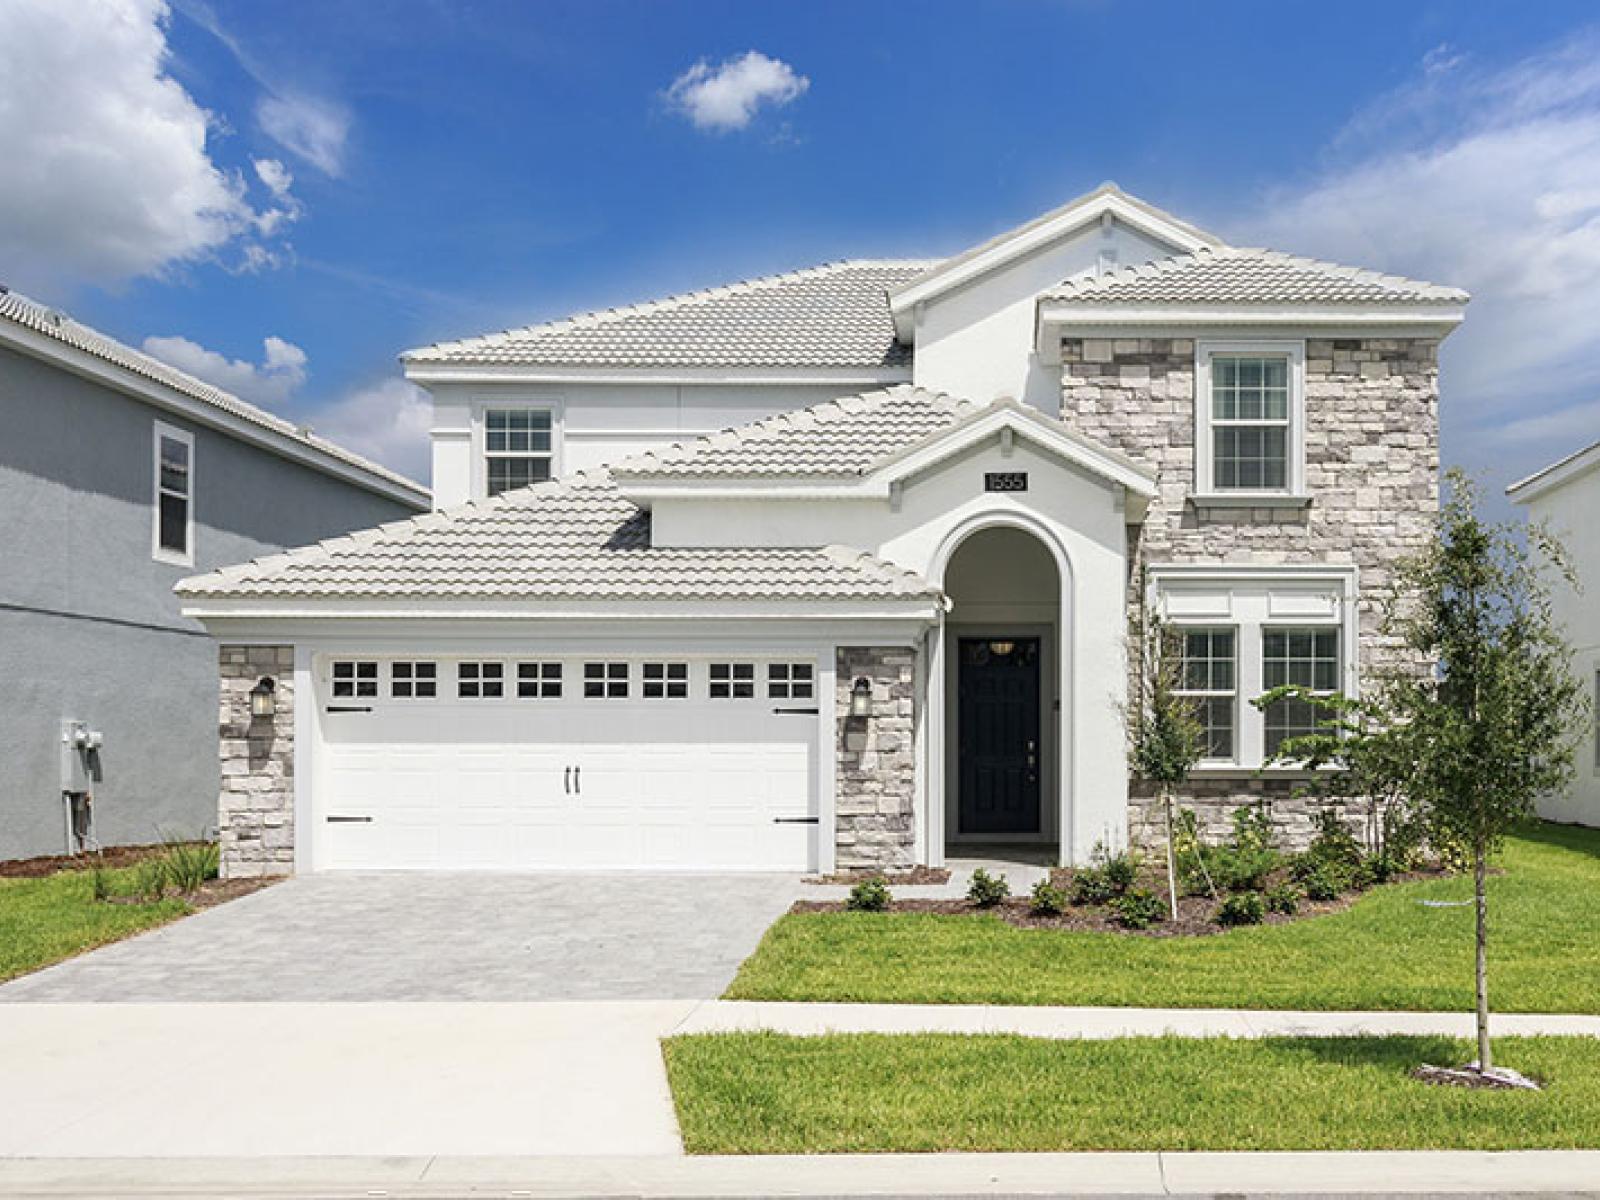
[3,1,1600,498]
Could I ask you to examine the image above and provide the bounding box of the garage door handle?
[773,816,819,824]
[772,706,820,715]
[564,766,571,795]
[325,705,372,713]
[574,766,581,794]
[326,815,372,823]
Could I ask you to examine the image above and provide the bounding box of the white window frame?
[1150,564,1357,773]
[151,421,195,566]
[1193,340,1306,502]
[1172,626,1239,765]
[767,662,816,701]
[709,662,756,700]
[474,399,562,499]
[1260,625,1344,758]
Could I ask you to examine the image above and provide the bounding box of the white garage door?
[313,655,821,871]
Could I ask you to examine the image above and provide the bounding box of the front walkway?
[3,1000,1596,1159]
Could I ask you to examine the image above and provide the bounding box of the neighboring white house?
[1508,440,1600,827]
[177,183,1468,877]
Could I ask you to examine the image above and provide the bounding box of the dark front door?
[957,637,1042,836]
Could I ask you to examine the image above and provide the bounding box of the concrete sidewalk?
[0,1150,1597,1197]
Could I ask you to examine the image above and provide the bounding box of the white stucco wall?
[425,380,883,507]
[910,217,1178,415]
[1521,466,1600,826]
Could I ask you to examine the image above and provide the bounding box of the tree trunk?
[1163,787,1179,921]
[1474,836,1492,1073]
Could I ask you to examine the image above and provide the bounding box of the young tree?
[1386,470,1585,1079]
[1126,594,1206,920]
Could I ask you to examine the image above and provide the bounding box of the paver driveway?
[0,871,805,1002]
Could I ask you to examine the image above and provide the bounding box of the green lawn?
[729,824,1600,1011]
[664,1032,1600,1153]
[0,868,188,984]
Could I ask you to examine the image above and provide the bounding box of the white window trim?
[1192,340,1307,503]
[1150,564,1358,775]
[151,421,195,567]
[1172,625,1240,766]
[471,397,563,500]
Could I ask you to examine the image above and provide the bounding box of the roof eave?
[1506,438,1600,503]
[402,361,912,386]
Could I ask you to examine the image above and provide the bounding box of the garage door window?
[767,663,814,699]
[709,662,755,699]
[458,662,505,698]
[642,662,689,699]
[332,661,378,698]
[584,662,628,698]
[517,662,562,698]
[391,661,438,699]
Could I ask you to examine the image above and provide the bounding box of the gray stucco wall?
[0,343,419,860]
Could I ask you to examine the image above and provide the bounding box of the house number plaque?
[984,471,1028,493]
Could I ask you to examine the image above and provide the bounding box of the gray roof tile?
[176,470,938,603]
[1044,246,1468,307]
[403,260,933,369]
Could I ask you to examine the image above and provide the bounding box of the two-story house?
[1508,440,1600,828]
[0,290,428,862]
[176,184,1465,877]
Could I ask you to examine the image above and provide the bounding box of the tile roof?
[175,470,939,604]
[0,289,427,503]
[1043,246,1469,307]
[403,260,933,369]
[611,385,983,479]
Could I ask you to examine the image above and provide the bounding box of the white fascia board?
[403,362,912,387]
[620,482,879,504]
[1036,304,1466,359]
[181,597,941,624]
[1506,439,1600,503]
[0,323,429,509]
[888,192,1219,335]
[1146,561,1360,589]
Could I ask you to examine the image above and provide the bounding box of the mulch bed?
[100,877,279,909]
[805,865,952,886]
[0,843,174,878]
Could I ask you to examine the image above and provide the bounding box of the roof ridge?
[405,259,938,361]
[0,290,427,499]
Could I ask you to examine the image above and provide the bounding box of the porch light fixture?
[250,677,277,719]
[849,677,872,718]
[988,640,1016,657]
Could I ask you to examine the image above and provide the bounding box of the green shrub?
[1029,879,1066,916]
[1301,864,1345,902]
[1069,842,1138,905]
[1306,808,1363,871]
[1207,846,1280,893]
[129,858,168,904]
[967,868,1011,908]
[162,841,219,893]
[1265,881,1301,915]
[1215,891,1265,927]
[1113,887,1165,930]
[1231,804,1277,855]
[845,878,890,912]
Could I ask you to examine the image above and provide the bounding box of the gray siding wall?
[0,344,417,859]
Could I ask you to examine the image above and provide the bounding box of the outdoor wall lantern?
[250,677,277,719]
[849,677,872,718]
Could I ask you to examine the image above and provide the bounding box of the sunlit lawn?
[0,867,188,984]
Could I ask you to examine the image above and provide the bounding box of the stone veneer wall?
[1061,336,1439,847]
[834,647,918,869]
[218,645,295,878]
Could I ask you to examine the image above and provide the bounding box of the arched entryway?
[940,524,1063,854]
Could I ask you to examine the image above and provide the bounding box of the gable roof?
[886,183,1224,332]
[175,469,939,607]
[1043,246,1469,308]
[0,289,428,508]
[610,385,1157,501]
[403,260,933,372]
[1507,437,1600,504]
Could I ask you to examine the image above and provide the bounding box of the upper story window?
[152,422,194,564]
[1195,342,1305,499]
[484,409,552,496]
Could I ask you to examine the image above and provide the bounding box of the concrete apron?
[0,1151,1598,1198]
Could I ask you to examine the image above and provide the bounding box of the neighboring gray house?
[0,289,428,862]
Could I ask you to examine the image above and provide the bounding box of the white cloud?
[309,378,432,482]
[253,157,294,200]
[142,333,309,406]
[257,92,349,175]
[249,157,302,236]
[1237,31,1600,490]
[665,51,808,132]
[0,0,289,290]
